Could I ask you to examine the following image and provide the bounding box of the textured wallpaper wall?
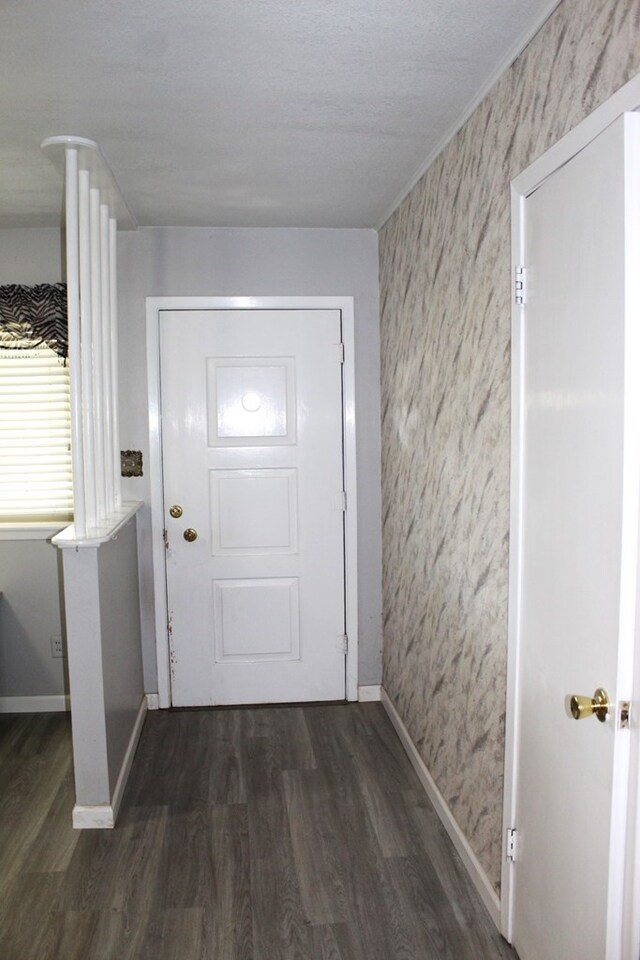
[379,0,640,892]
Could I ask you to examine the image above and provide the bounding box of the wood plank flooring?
[0,703,516,959]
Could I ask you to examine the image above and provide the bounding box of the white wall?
[118,227,382,691]
[0,228,67,703]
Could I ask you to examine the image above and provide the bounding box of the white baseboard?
[110,695,147,823]
[380,687,501,929]
[146,693,160,710]
[73,695,147,830]
[0,694,70,713]
[73,803,115,829]
[358,684,382,702]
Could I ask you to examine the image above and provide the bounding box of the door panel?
[212,577,300,662]
[210,357,295,444]
[512,114,640,959]
[160,309,346,706]
[210,469,298,555]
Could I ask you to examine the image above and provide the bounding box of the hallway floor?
[0,703,516,959]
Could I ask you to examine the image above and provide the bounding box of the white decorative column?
[42,136,144,828]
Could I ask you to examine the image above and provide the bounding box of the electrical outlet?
[50,635,64,658]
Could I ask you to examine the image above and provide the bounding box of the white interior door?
[510,113,640,960]
[160,308,347,706]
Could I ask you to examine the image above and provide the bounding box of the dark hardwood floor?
[0,703,516,959]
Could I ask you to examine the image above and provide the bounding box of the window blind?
[0,345,73,523]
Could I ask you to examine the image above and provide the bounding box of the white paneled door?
[510,114,640,959]
[160,309,347,706]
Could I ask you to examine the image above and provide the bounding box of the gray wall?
[117,227,383,691]
[98,517,144,795]
[61,513,144,805]
[0,226,383,697]
[0,228,62,282]
[378,0,640,892]
[0,228,66,702]
[0,540,66,698]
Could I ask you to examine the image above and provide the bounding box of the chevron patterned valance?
[0,283,68,359]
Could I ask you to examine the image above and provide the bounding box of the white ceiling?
[1,0,559,230]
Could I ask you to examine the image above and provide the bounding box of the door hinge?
[338,634,348,654]
[337,342,345,363]
[506,827,518,861]
[334,490,347,511]
[515,266,527,305]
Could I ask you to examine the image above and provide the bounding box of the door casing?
[504,76,640,956]
[146,296,359,707]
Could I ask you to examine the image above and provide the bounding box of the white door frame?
[146,296,359,709]
[503,75,640,953]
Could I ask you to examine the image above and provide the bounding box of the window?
[0,344,73,525]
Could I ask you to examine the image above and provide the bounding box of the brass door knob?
[169,504,183,519]
[569,687,609,722]
[183,528,198,543]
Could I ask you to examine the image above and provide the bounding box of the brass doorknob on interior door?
[569,687,610,722]
[183,528,198,542]
[169,504,183,519]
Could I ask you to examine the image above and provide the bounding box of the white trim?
[381,686,500,929]
[72,695,147,829]
[501,183,526,942]
[146,693,160,710]
[0,694,70,713]
[52,500,143,549]
[340,298,359,702]
[504,82,640,952]
[73,804,116,829]
[512,75,640,200]
[146,302,170,707]
[41,136,137,230]
[606,111,640,960]
[0,524,67,541]
[110,695,147,824]
[358,684,381,702]
[375,0,562,229]
[146,296,359,708]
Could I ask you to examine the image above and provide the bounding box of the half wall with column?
[43,136,146,828]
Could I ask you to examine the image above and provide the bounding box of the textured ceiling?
[0,0,559,229]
